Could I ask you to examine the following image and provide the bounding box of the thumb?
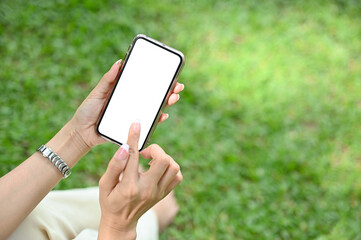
[99,144,129,195]
[91,59,122,98]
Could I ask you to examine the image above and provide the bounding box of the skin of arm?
[0,120,90,239]
[0,59,184,239]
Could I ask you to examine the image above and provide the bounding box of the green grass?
[1,0,361,239]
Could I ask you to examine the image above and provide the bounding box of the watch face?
[42,147,52,158]
[37,144,72,178]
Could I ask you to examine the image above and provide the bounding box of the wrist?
[98,220,137,240]
[46,121,91,168]
[66,119,92,152]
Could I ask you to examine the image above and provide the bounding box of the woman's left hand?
[70,59,184,148]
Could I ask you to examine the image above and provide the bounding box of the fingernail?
[180,84,185,90]
[164,113,169,120]
[133,119,141,133]
[115,144,129,160]
[177,94,180,100]
[121,143,129,152]
[148,159,154,166]
[115,59,122,65]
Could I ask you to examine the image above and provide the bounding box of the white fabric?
[8,187,158,240]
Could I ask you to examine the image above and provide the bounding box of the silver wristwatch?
[37,145,72,178]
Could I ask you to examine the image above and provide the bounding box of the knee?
[8,204,50,240]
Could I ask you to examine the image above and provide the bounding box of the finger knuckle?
[159,156,171,166]
[149,144,160,151]
[170,163,180,173]
[128,146,138,155]
[102,71,112,80]
[123,183,139,199]
[130,132,136,139]
[173,171,183,185]
[98,177,106,188]
[140,188,155,201]
[177,173,183,183]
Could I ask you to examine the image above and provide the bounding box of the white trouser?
[8,187,158,240]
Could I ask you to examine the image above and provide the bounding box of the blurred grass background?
[1,0,361,239]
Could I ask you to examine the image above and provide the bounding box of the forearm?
[0,120,90,239]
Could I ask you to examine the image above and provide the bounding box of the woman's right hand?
[98,121,183,240]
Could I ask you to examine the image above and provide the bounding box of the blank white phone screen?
[98,38,182,150]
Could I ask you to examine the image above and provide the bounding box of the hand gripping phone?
[97,34,185,151]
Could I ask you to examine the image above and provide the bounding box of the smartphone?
[97,34,185,151]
